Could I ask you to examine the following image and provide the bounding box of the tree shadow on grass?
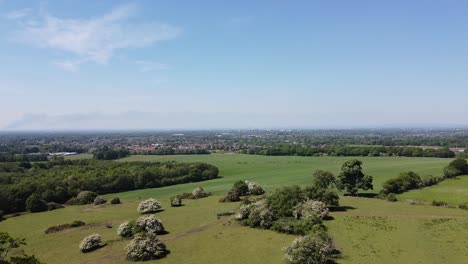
[343,192,379,198]
[329,206,356,212]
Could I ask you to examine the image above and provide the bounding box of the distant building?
[48,152,78,157]
[449,148,466,153]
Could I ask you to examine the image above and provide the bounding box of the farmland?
[1,154,467,263]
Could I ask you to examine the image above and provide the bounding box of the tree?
[25,194,48,213]
[266,186,305,217]
[337,160,373,195]
[0,232,43,264]
[312,170,336,189]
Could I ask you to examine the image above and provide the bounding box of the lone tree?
[337,160,373,196]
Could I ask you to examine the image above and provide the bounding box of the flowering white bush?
[94,196,107,205]
[293,200,329,220]
[126,233,168,261]
[283,232,337,264]
[79,233,103,253]
[192,187,209,198]
[245,181,265,195]
[117,221,134,238]
[136,215,165,234]
[235,204,253,220]
[137,198,162,214]
[170,197,182,207]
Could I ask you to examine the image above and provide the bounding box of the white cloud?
[12,4,180,71]
[4,8,32,19]
[135,60,169,72]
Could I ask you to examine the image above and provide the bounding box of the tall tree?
[337,160,373,195]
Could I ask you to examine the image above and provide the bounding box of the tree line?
[0,159,219,214]
[241,145,455,158]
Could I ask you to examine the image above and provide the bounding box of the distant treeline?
[131,148,210,155]
[0,153,48,162]
[241,145,455,158]
[0,159,219,214]
[93,147,130,160]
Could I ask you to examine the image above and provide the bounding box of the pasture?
[1,154,467,264]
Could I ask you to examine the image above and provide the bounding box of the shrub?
[242,200,274,228]
[192,187,210,199]
[47,202,64,211]
[245,180,265,195]
[381,171,423,195]
[386,193,398,202]
[220,189,241,202]
[266,186,305,217]
[111,197,121,204]
[443,165,462,178]
[236,204,253,220]
[94,197,107,205]
[459,202,468,210]
[432,200,448,207]
[170,197,182,207]
[79,233,103,253]
[137,198,162,214]
[136,215,165,234]
[25,194,48,213]
[271,217,323,235]
[293,200,329,220]
[232,180,249,196]
[303,186,339,207]
[77,191,98,205]
[126,233,168,261]
[117,221,136,238]
[46,220,85,234]
[283,232,338,264]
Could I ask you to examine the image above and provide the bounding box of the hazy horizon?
[2,1,468,130]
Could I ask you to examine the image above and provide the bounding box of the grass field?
[399,176,468,206]
[1,154,467,264]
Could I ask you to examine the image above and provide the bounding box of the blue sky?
[1,0,468,129]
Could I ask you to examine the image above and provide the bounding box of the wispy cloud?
[11,4,180,71]
[135,60,169,72]
[4,8,32,19]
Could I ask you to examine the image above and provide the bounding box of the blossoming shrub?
[239,200,274,228]
[283,232,338,264]
[77,191,98,205]
[136,215,165,234]
[126,233,168,261]
[245,180,265,195]
[79,233,103,253]
[170,197,182,207]
[94,196,107,205]
[117,221,136,238]
[192,187,210,199]
[137,198,162,214]
[293,200,329,220]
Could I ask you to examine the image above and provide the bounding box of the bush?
[136,215,165,234]
[381,171,423,195]
[293,200,329,220]
[443,165,462,178]
[386,193,398,202]
[47,202,64,211]
[111,197,121,204]
[45,220,85,234]
[77,191,98,205]
[79,233,103,253]
[432,200,448,207]
[118,221,136,238]
[271,217,323,235]
[242,200,274,229]
[266,186,305,217]
[192,187,210,199]
[245,180,265,195]
[459,202,468,210]
[170,197,182,207]
[25,194,48,213]
[232,180,249,196]
[283,232,338,264]
[94,196,107,205]
[219,189,241,202]
[126,233,168,261]
[137,198,162,214]
[303,186,339,207]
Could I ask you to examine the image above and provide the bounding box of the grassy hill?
[2,154,467,264]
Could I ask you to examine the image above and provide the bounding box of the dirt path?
[83,216,233,264]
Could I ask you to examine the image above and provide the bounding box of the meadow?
[2,154,467,264]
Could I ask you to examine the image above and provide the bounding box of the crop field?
[1,154,467,264]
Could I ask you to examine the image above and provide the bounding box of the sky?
[1,0,468,130]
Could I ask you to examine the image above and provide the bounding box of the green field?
[399,176,468,206]
[2,154,467,264]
